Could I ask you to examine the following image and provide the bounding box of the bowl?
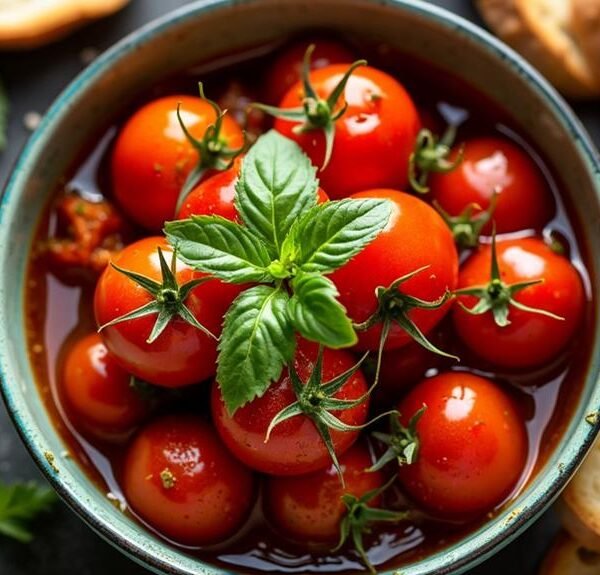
[1,1,599,574]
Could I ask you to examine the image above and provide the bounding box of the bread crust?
[559,438,600,552]
[476,0,600,99]
[539,531,600,575]
[0,0,130,49]
[572,0,600,85]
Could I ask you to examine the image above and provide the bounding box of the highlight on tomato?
[256,47,421,199]
[394,372,528,517]
[112,90,244,231]
[60,332,151,440]
[123,415,256,545]
[453,235,585,368]
[94,236,243,387]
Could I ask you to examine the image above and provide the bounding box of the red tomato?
[397,372,528,517]
[275,66,421,199]
[94,237,242,387]
[211,340,369,475]
[264,443,383,541]
[123,415,255,545]
[112,95,244,231]
[61,333,149,439]
[430,137,553,233]
[453,237,585,368]
[264,39,355,104]
[330,190,458,351]
[177,155,329,221]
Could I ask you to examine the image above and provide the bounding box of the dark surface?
[0,1,598,573]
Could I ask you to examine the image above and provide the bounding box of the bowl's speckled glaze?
[0,1,599,574]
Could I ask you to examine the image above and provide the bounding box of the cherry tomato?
[397,372,528,517]
[112,95,244,231]
[453,237,585,368]
[211,340,369,475]
[264,39,355,104]
[330,190,458,351]
[264,442,383,541]
[61,333,150,440]
[177,155,329,221]
[430,137,553,233]
[94,237,242,387]
[123,415,255,545]
[275,66,421,199]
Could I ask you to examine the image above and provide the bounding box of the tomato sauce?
[24,36,594,573]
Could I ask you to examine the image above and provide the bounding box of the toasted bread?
[476,0,600,99]
[0,0,130,50]
[571,0,600,86]
[540,532,600,575]
[559,438,600,552]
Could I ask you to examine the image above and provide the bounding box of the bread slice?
[558,438,600,551]
[476,0,600,99]
[540,532,600,575]
[571,0,600,85]
[0,0,130,49]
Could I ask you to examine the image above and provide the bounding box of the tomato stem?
[174,83,246,214]
[97,247,217,344]
[368,408,426,472]
[251,45,366,170]
[335,475,409,573]
[408,123,463,194]
[353,266,458,365]
[264,346,397,484]
[434,188,499,249]
[454,227,565,327]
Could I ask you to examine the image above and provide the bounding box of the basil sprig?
[166,130,391,413]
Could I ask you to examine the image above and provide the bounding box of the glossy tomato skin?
[61,333,150,440]
[453,238,585,368]
[398,372,528,517]
[177,155,329,221]
[94,237,242,387]
[123,415,255,545]
[211,340,369,475]
[112,95,244,231]
[275,66,421,199]
[430,137,553,233]
[264,39,355,104]
[330,190,459,351]
[264,443,383,542]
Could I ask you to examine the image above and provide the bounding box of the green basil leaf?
[0,80,8,152]
[0,481,56,543]
[165,216,273,284]
[235,130,318,254]
[289,272,357,348]
[286,198,392,274]
[217,285,295,413]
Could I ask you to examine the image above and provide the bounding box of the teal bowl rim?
[1,1,599,574]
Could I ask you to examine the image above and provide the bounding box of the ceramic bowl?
[1,1,599,574]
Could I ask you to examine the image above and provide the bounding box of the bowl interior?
[0,1,599,574]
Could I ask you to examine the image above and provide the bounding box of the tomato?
[330,190,458,351]
[264,39,355,104]
[274,66,421,199]
[123,415,255,545]
[430,137,553,233]
[453,237,585,368]
[211,340,369,475]
[94,237,242,387]
[177,155,329,221]
[112,95,244,231]
[397,372,528,517]
[264,443,383,542]
[61,333,150,439]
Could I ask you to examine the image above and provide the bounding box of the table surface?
[0,1,598,573]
